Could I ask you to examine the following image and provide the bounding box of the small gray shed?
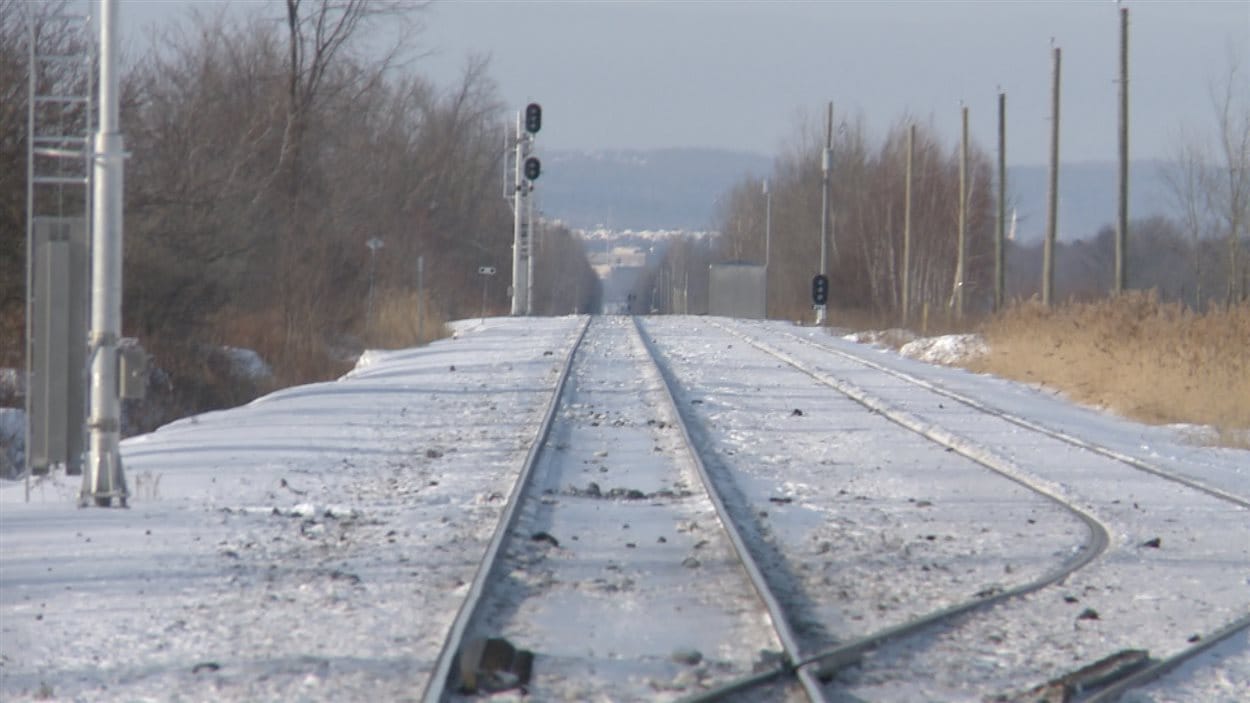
[707,263,766,320]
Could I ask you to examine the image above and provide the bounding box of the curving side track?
[699,317,1250,699]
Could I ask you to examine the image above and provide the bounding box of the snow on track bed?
[1,317,587,702]
[430,315,791,701]
[673,316,1250,700]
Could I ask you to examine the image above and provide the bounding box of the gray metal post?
[24,16,35,497]
[510,113,525,316]
[817,102,832,325]
[83,0,126,507]
[954,105,968,320]
[1043,46,1062,307]
[1115,6,1129,294]
[526,184,535,315]
[365,237,383,335]
[903,124,914,326]
[416,255,424,343]
[763,179,771,317]
[996,92,1006,312]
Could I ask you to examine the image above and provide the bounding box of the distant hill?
[1007,160,1176,242]
[537,148,1179,240]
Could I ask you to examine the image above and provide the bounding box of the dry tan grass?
[210,289,449,386]
[364,288,449,350]
[969,293,1250,445]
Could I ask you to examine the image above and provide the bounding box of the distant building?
[707,263,765,320]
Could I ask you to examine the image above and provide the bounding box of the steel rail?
[1082,612,1250,702]
[698,318,1112,683]
[770,323,1250,510]
[420,316,591,702]
[738,320,1250,698]
[633,316,828,703]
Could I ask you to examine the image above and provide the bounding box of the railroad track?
[422,315,1247,700]
[422,316,820,701]
[678,317,1249,700]
[766,322,1250,511]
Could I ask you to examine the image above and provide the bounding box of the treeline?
[658,93,1246,322]
[1,1,598,421]
[666,116,996,322]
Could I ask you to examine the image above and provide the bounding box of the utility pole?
[1115,5,1130,294]
[816,101,833,325]
[83,0,126,507]
[954,104,968,320]
[903,124,914,327]
[996,91,1007,312]
[1043,46,1062,307]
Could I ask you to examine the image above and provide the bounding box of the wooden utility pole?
[903,123,914,326]
[996,92,1006,312]
[954,105,968,320]
[1115,6,1130,294]
[1043,46,1061,306]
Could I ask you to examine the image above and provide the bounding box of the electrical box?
[28,217,88,475]
[118,342,147,400]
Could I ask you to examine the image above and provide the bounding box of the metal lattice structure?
[24,2,94,485]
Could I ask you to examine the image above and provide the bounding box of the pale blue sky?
[126,0,1250,166]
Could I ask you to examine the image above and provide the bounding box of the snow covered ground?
[1,315,1246,702]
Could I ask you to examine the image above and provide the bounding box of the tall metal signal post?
[84,0,128,506]
[509,103,542,316]
[25,0,130,506]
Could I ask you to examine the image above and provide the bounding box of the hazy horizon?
[123,0,1250,168]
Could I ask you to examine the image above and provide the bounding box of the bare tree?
[0,0,89,365]
[1210,60,1250,302]
[1164,56,1250,306]
[707,111,993,324]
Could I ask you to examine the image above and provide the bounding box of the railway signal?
[812,274,829,306]
[510,103,545,316]
[525,103,542,134]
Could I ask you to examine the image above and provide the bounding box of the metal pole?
[510,113,525,315]
[415,255,424,343]
[366,246,377,333]
[1115,6,1129,294]
[954,104,968,320]
[996,92,1006,312]
[763,179,771,269]
[817,101,832,325]
[763,178,771,317]
[526,184,535,315]
[83,0,126,507]
[1043,46,1062,307]
[481,274,489,323]
[24,13,36,498]
[902,124,913,327]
